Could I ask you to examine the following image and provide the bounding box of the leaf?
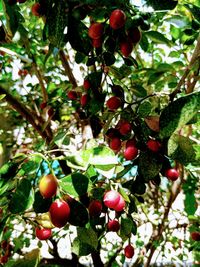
[72,237,94,256]
[120,216,136,241]
[53,131,70,147]
[146,0,178,10]
[184,192,197,216]
[0,94,6,100]
[184,4,200,22]
[68,199,89,227]
[71,173,89,196]
[35,213,54,229]
[4,249,40,267]
[168,134,197,166]
[138,101,152,118]
[89,146,118,166]
[33,191,52,214]
[145,31,172,46]
[131,84,147,98]
[77,227,98,249]
[159,92,200,139]
[0,161,19,180]
[9,179,34,214]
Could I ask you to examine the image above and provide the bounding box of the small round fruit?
[68,90,78,100]
[35,227,52,240]
[88,200,102,217]
[83,79,91,90]
[109,9,126,30]
[106,96,121,110]
[128,27,141,44]
[126,138,136,148]
[124,146,138,160]
[80,94,88,107]
[191,232,200,241]
[1,240,8,250]
[49,199,70,228]
[103,190,120,209]
[0,255,8,264]
[39,174,58,199]
[109,137,121,151]
[40,102,47,110]
[124,244,134,258]
[88,23,104,39]
[47,107,54,117]
[106,128,120,139]
[31,3,41,16]
[114,194,125,211]
[92,38,102,48]
[118,121,132,135]
[147,139,161,153]
[165,168,179,181]
[107,219,120,232]
[120,40,133,57]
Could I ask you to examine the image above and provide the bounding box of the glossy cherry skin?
[103,190,120,209]
[88,200,102,217]
[88,23,104,39]
[107,219,120,232]
[109,9,126,30]
[191,232,200,241]
[147,139,161,153]
[120,40,133,57]
[35,227,52,240]
[124,244,134,258]
[109,137,121,151]
[165,168,179,181]
[31,3,41,16]
[114,194,125,211]
[106,96,121,110]
[49,199,70,228]
[39,174,58,199]
[124,146,138,161]
[68,90,78,100]
[83,80,91,90]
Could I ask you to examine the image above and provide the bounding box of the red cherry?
[124,244,134,258]
[92,38,102,48]
[0,255,8,264]
[83,80,91,90]
[103,190,120,209]
[109,9,126,30]
[80,94,88,107]
[106,128,120,139]
[88,200,102,217]
[107,219,120,232]
[191,232,200,241]
[124,146,138,161]
[47,107,54,117]
[35,227,52,240]
[31,3,41,17]
[118,121,132,135]
[147,139,161,153]
[68,90,78,100]
[106,96,121,110]
[49,199,70,228]
[114,194,125,211]
[39,174,58,199]
[126,138,136,148]
[109,137,121,151]
[165,168,179,181]
[40,102,47,110]
[1,240,8,250]
[120,39,133,57]
[88,23,104,39]
[128,27,142,44]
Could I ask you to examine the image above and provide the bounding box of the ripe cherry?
[1,240,8,250]
[0,255,8,264]
[147,139,161,153]
[68,90,78,100]
[106,128,120,139]
[49,199,70,228]
[191,232,200,241]
[128,27,142,44]
[31,3,41,17]
[165,168,179,181]
[120,39,133,57]
[118,121,132,135]
[126,138,136,148]
[92,38,102,48]
[124,244,134,258]
[47,107,54,117]
[109,9,126,30]
[88,23,104,39]
[83,79,91,90]
[107,219,120,232]
[80,94,88,107]
[103,190,120,209]
[106,96,121,110]
[109,137,121,151]
[88,200,102,217]
[124,146,138,160]
[114,194,125,211]
[35,227,52,240]
[39,174,58,199]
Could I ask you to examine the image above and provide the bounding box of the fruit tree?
[0,0,200,266]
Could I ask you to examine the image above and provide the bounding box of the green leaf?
[131,84,147,98]
[9,179,34,214]
[77,227,98,249]
[53,131,70,147]
[4,249,40,267]
[68,199,89,227]
[159,92,200,139]
[0,94,6,100]
[138,101,152,118]
[145,31,172,46]
[184,4,200,22]
[184,192,197,216]
[146,0,178,10]
[33,191,52,214]
[89,146,118,166]
[120,216,136,241]
[72,237,94,256]
[168,134,197,166]
[71,173,89,196]
[0,161,19,180]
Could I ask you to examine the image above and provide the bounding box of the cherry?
[31,3,42,17]
[120,39,133,57]
[107,219,120,232]
[88,23,104,39]
[106,96,121,110]
[124,244,134,258]
[40,102,47,110]
[124,146,138,160]
[147,139,161,153]
[80,94,88,107]
[128,27,142,44]
[126,138,136,148]
[109,9,126,30]
[92,38,102,48]
[109,137,121,151]
[83,79,91,90]
[35,227,52,240]
[1,240,8,250]
[88,200,102,217]
[49,199,70,228]
[106,128,120,139]
[103,190,120,209]
[165,168,179,181]
[39,174,58,199]
[47,107,54,117]
[68,90,78,100]
[191,231,200,241]
[114,194,125,211]
[118,121,132,135]
[0,255,8,264]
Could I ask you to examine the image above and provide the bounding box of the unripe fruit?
[109,9,126,30]
[118,121,132,135]
[31,3,41,17]
[124,146,138,160]
[68,90,78,100]
[80,94,88,107]
[128,27,141,44]
[106,96,121,110]
[165,168,179,181]
[191,232,200,241]
[40,102,47,110]
[88,23,104,39]
[39,174,58,199]
[120,40,133,57]
[114,194,125,211]
[88,200,102,217]
[109,137,121,151]
[35,227,52,240]
[147,139,161,153]
[107,219,120,232]
[83,79,91,90]
[103,190,120,209]
[49,199,70,228]
[92,38,102,48]
[124,244,134,258]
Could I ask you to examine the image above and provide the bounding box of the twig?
[0,47,32,64]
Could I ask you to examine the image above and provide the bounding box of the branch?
[0,47,33,64]
[170,33,200,101]
[59,50,78,88]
